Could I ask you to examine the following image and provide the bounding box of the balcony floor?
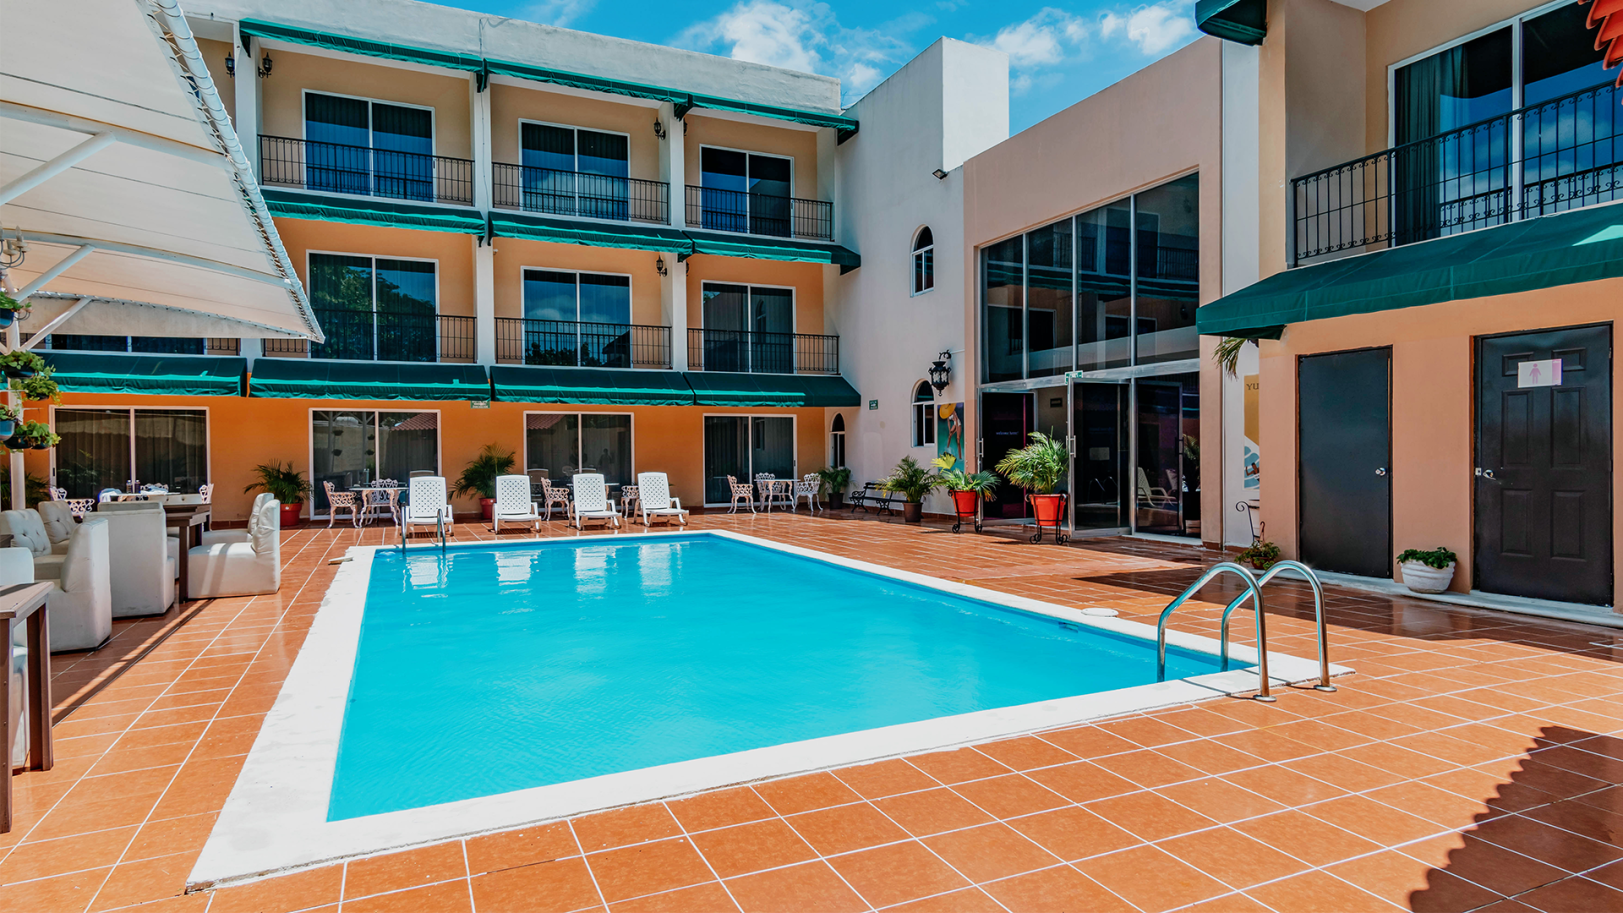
[3,514,1621,912]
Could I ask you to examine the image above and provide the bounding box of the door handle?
[1374,468,1387,477]
[1476,467,1498,482]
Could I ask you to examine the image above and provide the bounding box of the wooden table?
[2,581,54,833]
[163,506,210,602]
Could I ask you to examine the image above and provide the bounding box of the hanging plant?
[0,291,26,327]
[0,349,45,379]
[5,420,57,452]
[12,367,60,403]
[0,404,18,439]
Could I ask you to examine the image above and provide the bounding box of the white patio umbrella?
[0,0,323,507]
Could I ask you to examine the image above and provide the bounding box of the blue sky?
[436,1,1202,133]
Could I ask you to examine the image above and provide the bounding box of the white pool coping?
[189,530,1351,891]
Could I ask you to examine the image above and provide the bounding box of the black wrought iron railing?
[1292,81,1620,264]
[259,135,475,205]
[684,185,834,241]
[32,335,240,355]
[495,318,671,369]
[687,328,839,375]
[491,164,668,223]
[262,309,475,362]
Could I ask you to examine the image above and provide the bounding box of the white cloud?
[1099,3,1198,56]
[973,8,1088,94]
[518,0,596,28]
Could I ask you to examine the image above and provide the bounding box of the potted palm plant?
[994,431,1069,529]
[245,461,311,528]
[1398,546,1457,594]
[880,455,940,523]
[816,466,852,510]
[933,454,997,533]
[455,443,516,520]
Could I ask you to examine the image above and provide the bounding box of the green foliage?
[1397,547,1457,569]
[0,465,50,511]
[815,465,851,497]
[1215,336,1255,378]
[0,291,26,314]
[932,454,999,500]
[12,366,60,402]
[993,431,1069,494]
[244,460,311,505]
[1236,540,1282,570]
[8,420,58,450]
[0,349,45,375]
[880,455,939,504]
[0,405,18,424]
[454,443,516,500]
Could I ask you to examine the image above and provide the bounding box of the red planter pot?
[1030,493,1065,524]
[279,502,303,529]
[480,498,495,520]
[949,490,982,534]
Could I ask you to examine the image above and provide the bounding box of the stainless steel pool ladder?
[395,510,449,552]
[1155,562,1273,701]
[1219,560,1335,692]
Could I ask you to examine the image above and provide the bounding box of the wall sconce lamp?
[225,54,235,78]
[653,119,666,140]
[655,256,667,277]
[257,52,272,78]
[928,351,951,393]
[931,168,948,180]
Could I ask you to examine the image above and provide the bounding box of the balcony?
[495,318,672,370]
[259,136,475,206]
[687,329,839,375]
[685,186,833,241]
[263,309,475,362]
[491,165,669,224]
[1291,81,1619,265]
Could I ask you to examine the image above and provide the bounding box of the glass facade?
[525,412,633,489]
[308,253,438,362]
[702,415,794,504]
[311,411,438,513]
[55,409,207,498]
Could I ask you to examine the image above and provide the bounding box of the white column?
[470,74,493,211]
[659,102,685,229]
[663,257,687,371]
[6,320,20,511]
[474,238,496,366]
[233,31,259,175]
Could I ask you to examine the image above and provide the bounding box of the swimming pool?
[330,534,1231,820]
[193,531,1344,888]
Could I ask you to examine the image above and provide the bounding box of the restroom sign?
[1517,359,1563,388]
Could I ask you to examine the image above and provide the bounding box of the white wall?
[832,40,1008,513]
[1221,40,1262,547]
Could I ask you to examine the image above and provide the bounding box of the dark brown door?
[1299,348,1392,577]
[1477,325,1612,605]
[981,392,1033,519]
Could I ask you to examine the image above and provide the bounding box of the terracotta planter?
[950,490,980,516]
[480,497,495,520]
[1030,493,1065,524]
[279,502,303,529]
[902,501,923,523]
[1400,561,1456,594]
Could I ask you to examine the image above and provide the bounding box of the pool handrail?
[1156,561,1273,701]
[1218,559,1335,692]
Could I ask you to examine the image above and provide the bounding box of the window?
[520,269,633,367]
[699,282,794,373]
[54,409,208,498]
[702,415,794,504]
[304,92,433,201]
[307,253,437,362]
[44,335,205,355]
[912,227,935,294]
[911,382,936,448]
[311,411,438,514]
[520,122,630,219]
[699,147,793,236]
[830,413,846,468]
[525,412,633,489]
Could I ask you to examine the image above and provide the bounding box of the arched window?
[829,413,846,468]
[911,382,936,447]
[912,227,935,295]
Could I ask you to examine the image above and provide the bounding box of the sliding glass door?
[524,412,633,488]
[54,408,208,498]
[311,410,439,514]
[702,415,794,504]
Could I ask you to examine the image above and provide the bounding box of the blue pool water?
[327,534,1229,820]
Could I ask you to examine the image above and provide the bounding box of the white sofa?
[98,501,181,568]
[47,518,112,652]
[2,547,33,768]
[189,497,280,598]
[0,509,69,581]
[101,508,177,616]
[198,492,270,548]
[38,501,77,550]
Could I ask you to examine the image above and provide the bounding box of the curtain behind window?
[305,93,370,195]
[55,409,131,498]
[525,414,580,480]
[134,410,207,493]
[378,412,438,482]
[310,254,375,361]
[375,259,437,362]
[751,417,795,481]
[581,414,631,487]
[701,283,749,372]
[703,416,747,504]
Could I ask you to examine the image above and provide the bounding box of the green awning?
[262,190,487,236]
[685,93,859,142]
[491,366,693,405]
[239,19,485,73]
[43,352,245,396]
[490,213,693,254]
[1196,0,1268,45]
[250,360,490,400]
[1197,202,1623,339]
[684,372,860,407]
[685,231,862,273]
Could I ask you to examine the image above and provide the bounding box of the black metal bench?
[849,481,902,516]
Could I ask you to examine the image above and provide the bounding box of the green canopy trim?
[684,372,860,407]
[685,231,862,273]
[684,93,858,142]
[490,213,693,254]
[238,19,485,73]
[42,353,246,397]
[490,366,694,405]
[1196,0,1268,45]
[250,360,490,401]
[262,190,487,235]
[1197,202,1623,339]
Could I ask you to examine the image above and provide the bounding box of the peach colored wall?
[685,258,826,335]
[260,50,473,159]
[271,218,477,320]
[489,84,660,180]
[490,238,664,325]
[682,115,819,195]
[1258,279,1622,607]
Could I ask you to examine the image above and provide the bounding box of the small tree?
[880,455,940,504]
[454,443,516,500]
[245,461,311,506]
[994,431,1068,494]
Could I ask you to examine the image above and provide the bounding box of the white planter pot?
[1400,560,1456,594]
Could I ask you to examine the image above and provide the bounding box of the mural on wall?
[1243,374,1261,491]
[936,402,964,462]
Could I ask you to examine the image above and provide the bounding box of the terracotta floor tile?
[572,805,684,852]
[1245,870,1403,912]
[827,841,969,909]
[972,737,1078,772]
[1037,726,1140,759]
[206,864,345,913]
[665,788,777,833]
[1303,794,1450,847]
[0,865,110,913]
[1175,892,1272,913]
[689,819,816,879]
[885,886,1002,912]
[1329,851,1503,913]
[905,748,1012,785]
[343,840,468,899]
[87,852,194,911]
[1025,761,1140,804]
[1151,707,1252,738]
[1090,749,1205,789]
[1006,805,1141,862]
[1511,876,1623,913]
[1338,742,1460,780]
[1212,729,1321,764]
[1083,790,1216,842]
[949,774,1069,819]
[1318,709,1428,741]
[981,864,1136,913]
[1232,811,1382,867]
[342,880,472,913]
[1154,739,1268,776]
[1401,832,1571,898]
[0,827,137,883]
[831,759,939,800]
[1365,781,1500,829]
[610,881,740,913]
[1077,845,1229,912]
[465,823,579,875]
[873,789,994,837]
[1218,764,1349,809]
[724,861,866,913]
[1157,826,1311,890]
[922,823,1059,884]
[587,837,713,904]
[1467,814,1623,873]
[1096,716,1200,749]
[752,773,861,816]
[1153,778,1286,825]
[784,803,909,856]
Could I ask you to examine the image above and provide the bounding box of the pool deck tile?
[4,512,1623,912]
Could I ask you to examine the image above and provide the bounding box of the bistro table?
[2,581,54,833]
[755,478,794,513]
[350,485,407,526]
[163,504,210,602]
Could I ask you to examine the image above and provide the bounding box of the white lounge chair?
[402,476,452,541]
[635,472,688,527]
[101,507,176,616]
[199,493,271,548]
[568,473,620,529]
[47,518,112,652]
[189,497,280,598]
[0,509,69,581]
[492,474,542,533]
